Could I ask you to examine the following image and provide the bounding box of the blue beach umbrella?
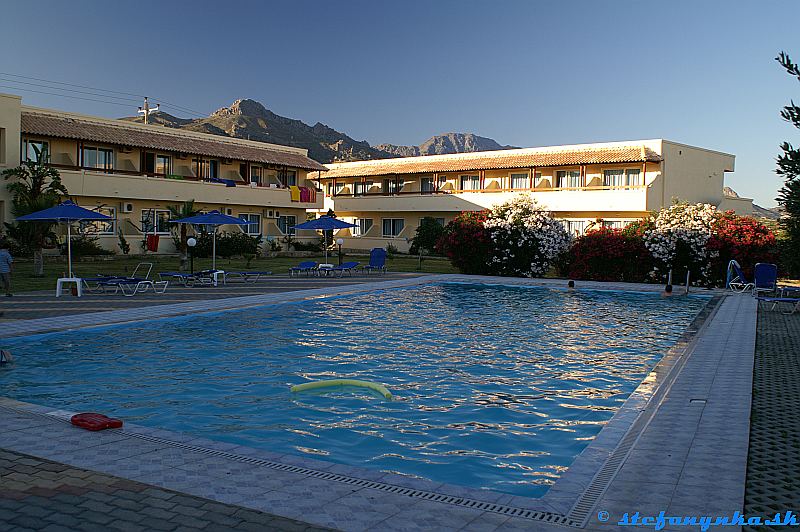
[293,215,356,263]
[17,200,112,278]
[172,210,251,270]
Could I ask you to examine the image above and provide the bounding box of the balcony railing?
[47,163,311,191]
[328,184,648,198]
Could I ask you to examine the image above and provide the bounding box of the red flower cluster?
[707,211,778,284]
[566,226,654,282]
[435,210,492,275]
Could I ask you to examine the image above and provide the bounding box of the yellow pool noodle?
[291,379,392,400]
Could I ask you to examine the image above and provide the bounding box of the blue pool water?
[0,283,708,497]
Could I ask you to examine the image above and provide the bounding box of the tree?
[409,217,445,267]
[2,145,67,277]
[776,52,800,277]
[167,200,198,271]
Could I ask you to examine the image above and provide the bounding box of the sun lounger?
[327,262,359,277]
[289,261,318,277]
[224,271,273,283]
[753,263,778,296]
[362,248,387,275]
[158,270,222,287]
[115,279,169,297]
[726,260,754,293]
[757,296,800,314]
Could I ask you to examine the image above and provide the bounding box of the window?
[80,206,116,235]
[420,176,435,193]
[603,169,641,187]
[21,139,49,163]
[194,158,219,179]
[83,147,114,171]
[602,220,626,230]
[278,215,297,235]
[353,181,373,196]
[239,213,262,235]
[143,152,172,176]
[352,218,373,237]
[382,218,404,237]
[434,217,446,226]
[382,178,401,195]
[557,170,581,188]
[141,209,171,234]
[460,175,480,190]
[510,173,529,189]
[561,219,586,236]
[0,128,5,164]
[249,166,263,184]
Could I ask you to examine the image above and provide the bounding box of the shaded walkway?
[744,301,800,531]
[0,448,332,532]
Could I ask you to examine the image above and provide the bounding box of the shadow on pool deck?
[0,272,425,321]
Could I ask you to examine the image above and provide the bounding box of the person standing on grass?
[0,240,13,297]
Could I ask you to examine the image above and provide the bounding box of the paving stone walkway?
[743,301,800,531]
[0,448,332,532]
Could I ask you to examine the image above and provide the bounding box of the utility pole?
[137,97,160,124]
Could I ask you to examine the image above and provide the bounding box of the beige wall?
[0,94,22,224]
[73,195,310,254]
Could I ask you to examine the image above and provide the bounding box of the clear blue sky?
[1,0,797,207]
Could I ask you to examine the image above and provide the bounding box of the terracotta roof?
[317,145,662,179]
[20,111,327,171]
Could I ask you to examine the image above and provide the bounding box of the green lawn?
[9,253,457,293]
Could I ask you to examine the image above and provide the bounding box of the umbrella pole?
[212,228,216,270]
[67,222,73,278]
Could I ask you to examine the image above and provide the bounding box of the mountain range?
[124,99,779,218]
[123,98,516,163]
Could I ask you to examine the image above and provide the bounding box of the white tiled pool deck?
[0,276,756,531]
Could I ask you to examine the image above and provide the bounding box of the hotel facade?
[314,140,753,252]
[0,93,325,254]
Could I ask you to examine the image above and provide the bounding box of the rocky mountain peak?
[211,98,269,118]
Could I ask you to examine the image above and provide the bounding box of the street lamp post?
[336,238,344,266]
[187,237,197,274]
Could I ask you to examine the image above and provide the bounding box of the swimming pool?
[0,283,708,497]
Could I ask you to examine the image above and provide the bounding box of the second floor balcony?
[328,184,650,213]
[56,166,323,209]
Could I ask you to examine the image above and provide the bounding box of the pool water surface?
[0,283,709,497]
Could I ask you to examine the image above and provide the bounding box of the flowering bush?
[707,211,778,285]
[567,226,653,282]
[435,210,491,274]
[643,203,719,284]
[483,195,572,277]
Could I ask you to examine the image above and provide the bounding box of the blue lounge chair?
[289,261,318,277]
[753,263,778,296]
[83,263,154,293]
[224,271,273,283]
[726,260,753,293]
[328,261,360,277]
[362,248,387,275]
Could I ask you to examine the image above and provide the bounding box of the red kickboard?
[70,413,123,431]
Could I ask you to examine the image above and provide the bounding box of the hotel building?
[314,140,753,252]
[0,93,325,253]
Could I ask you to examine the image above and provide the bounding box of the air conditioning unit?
[222,158,233,164]
[119,146,133,154]
[177,153,188,160]
[120,202,134,213]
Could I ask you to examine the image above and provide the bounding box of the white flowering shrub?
[483,194,572,277]
[643,203,719,283]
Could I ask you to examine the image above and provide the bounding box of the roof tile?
[21,111,327,171]
[318,145,662,178]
